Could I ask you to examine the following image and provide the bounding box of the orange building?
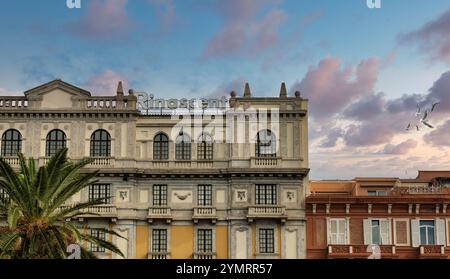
[306,171,450,259]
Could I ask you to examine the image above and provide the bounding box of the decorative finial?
[230,91,236,98]
[244,82,251,98]
[295,91,301,98]
[280,82,287,98]
[117,81,124,96]
[128,89,135,96]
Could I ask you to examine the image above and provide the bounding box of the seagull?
[415,103,421,117]
[422,121,434,128]
[431,102,440,112]
[406,123,411,131]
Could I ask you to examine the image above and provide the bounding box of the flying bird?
[431,102,440,112]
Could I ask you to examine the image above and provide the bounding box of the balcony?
[1,156,20,166]
[250,157,280,168]
[59,205,117,221]
[147,207,172,223]
[247,205,287,222]
[88,157,114,166]
[192,206,217,223]
[193,252,216,259]
[327,244,397,259]
[148,251,170,259]
[419,245,447,259]
[328,244,396,258]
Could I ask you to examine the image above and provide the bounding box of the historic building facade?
[0,79,309,259]
[306,171,450,259]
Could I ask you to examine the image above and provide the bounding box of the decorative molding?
[326,203,330,214]
[388,204,392,214]
[408,204,413,214]
[174,192,191,200]
[312,204,317,214]
[368,204,372,214]
[345,204,350,214]
[415,204,420,214]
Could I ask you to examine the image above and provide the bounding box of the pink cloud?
[381,139,418,155]
[67,0,132,40]
[202,0,286,59]
[290,57,379,121]
[424,120,450,147]
[399,8,450,64]
[83,70,129,96]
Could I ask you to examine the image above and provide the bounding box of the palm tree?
[0,148,124,259]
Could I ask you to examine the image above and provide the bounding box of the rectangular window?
[371,220,381,244]
[368,190,387,196]
[329,219,347,244]
[153,185,168,206]
[370,219,390,245]
[420,220,435,245]
[197,185,212,206]
[255,184,277,205]
[90,229,106,253]
[152,229,168,253]
[88,184,111,204]
[259,228,275,254]
[197,229,213,253]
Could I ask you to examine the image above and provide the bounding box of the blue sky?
[0,0,450,179]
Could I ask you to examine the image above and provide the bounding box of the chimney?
[243,82,251,98]
[279,82,287,98]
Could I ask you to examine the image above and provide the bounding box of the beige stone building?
[0,79,309,259]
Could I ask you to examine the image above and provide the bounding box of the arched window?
[197,133,213,160]
[153,133,169,160]
[90,129,111,157]
[1,129,22,157]
[255,129,277,157]
[175,132,191,160]
[46,129,66,157]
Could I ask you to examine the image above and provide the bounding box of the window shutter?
[411,219,420,247]
[436,219,446,246]
[380,219,391,245]
[326,218,330,245]
[363,219,372,245]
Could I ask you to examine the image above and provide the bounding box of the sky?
[0,0,449,179]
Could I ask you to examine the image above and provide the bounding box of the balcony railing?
[0,97,28,109]
[59,205,117,220]
[419,245,446,258]
[193,252,216,259]
[1,156,20,166]
[247,205,286,219]
[88,157,114,166]
[193,207,217,221]
[148,251,170,259]
[147,207,172,223]
[250,157,280,168]
[328,244,397,258]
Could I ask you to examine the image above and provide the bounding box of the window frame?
[153,133,169,160]
[152,184,168,206]
[197,228,213,253]
[255,129,277,158]
[328,218,348,245]
[90,129,111,157]
[175,132,191,160]
[90,229,107,253]
[151,229,168,253]
[45,129,67,157]
[258,228,275,254]
[419,220,436,245]
[197,184,213,206]
[1,129,22,157]
[255,184,277,205]
[88,184,111,204]
[197,133,213,160]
